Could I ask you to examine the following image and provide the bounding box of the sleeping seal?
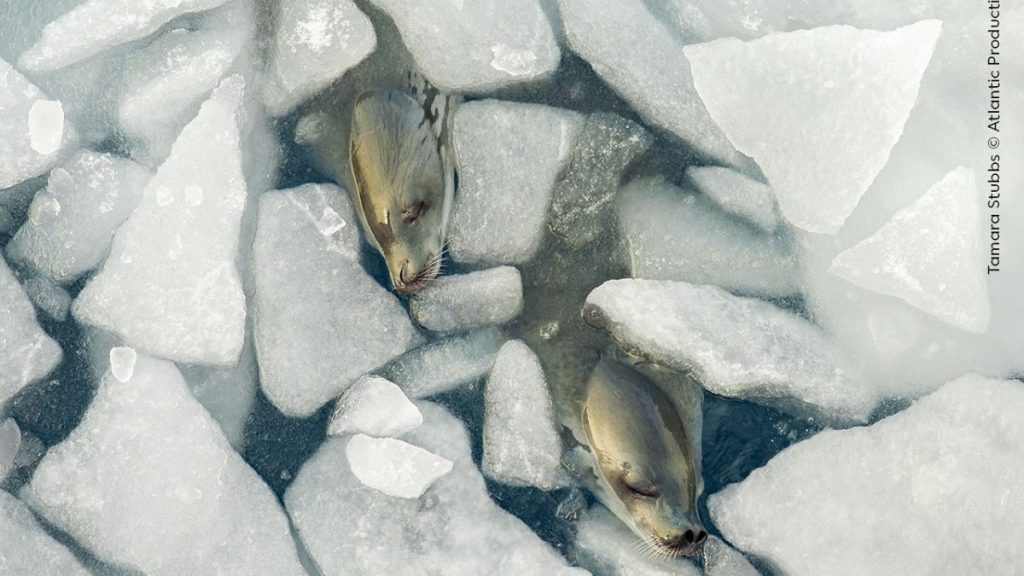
[348,84,455,294]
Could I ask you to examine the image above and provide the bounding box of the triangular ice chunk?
[684,20,941,234]
[830,167,990,333]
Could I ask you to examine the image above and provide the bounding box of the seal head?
[349,89,448,293]
[581,358,707,558]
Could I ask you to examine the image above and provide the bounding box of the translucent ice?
[482,340,565,490]
[0,419,19,482]
[449,100,583,264]
[617,177,799,298]
[24,353,305,575]
[684,21,941,234]
[328,375,423,438]
[253,183,415,417]
[263,0,375,115]
[0,257,62,407]
[179,341,259,450]
[18,0,234,72]
[73,76,248,366]
[548,113,653,248]
[830,167,989,333]
[286,402,577,575]
[0,491,89,576]
[710,375,1024,576]
[559,0,739,165]
[0,58,76,189]
[368,0,559,92]
[108,346,136,383]
[583,279,873,423]
[574,506,701,576]
[687,166,781,232]
[346,434,453,499]
[384,328,505,399]
[410,266,523,333]
[6,152,151,284]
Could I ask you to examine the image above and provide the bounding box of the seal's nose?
[393,260,414,294]
[660,524,708,557]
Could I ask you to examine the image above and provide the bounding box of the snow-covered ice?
[0,257,62,408]
[0,58,76,190]
[559,0,740,166]
[253,183,415,417]
[0,490,89,576]
[410,266,523,333]
[179,340,259,450]
[449,100,584,264]
[368,0,559,92]
[23,352,305,576]
[384,328,505,399]
[18,0,234,72]
[688,166,781,232]
[830,167,989,333]
[346,434,453,499]
[286,402,579,575]
[483,340,565,490]
[263,0,375,115]
[548,113,652,248]
[0,420,19,482]
[6,151,150,284]
[583,279,873,423]
[617,177,799,298]
[703,536,760,576]
[574,506,701,576]
[684,21,941,234]
[710,374,1024,576]
[328,375,422,438]
[73,76,248,366]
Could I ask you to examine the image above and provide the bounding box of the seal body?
[349,86,454,293]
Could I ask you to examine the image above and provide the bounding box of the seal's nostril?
[696,530,708,545]
[683,530,694,544]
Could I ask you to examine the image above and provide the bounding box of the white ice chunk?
[830,167,989,333]
[384,328,505,399]
[410,266,523,333]
[574,506,701,576]
[703,537,760,576]
[0,58,76,189]
[0,419,20,482]
[108,346,136,383]
[263,0,375,115]
[253,183,415,417]
[583,279,873,423]
[449,100,584,265]
[346,434,452,499]
[483,340,566,490]
[710,374,1024,576]
[6,152,150,284]
[286,402,578,575]
[0,491,89,576]
[328,375,422,438]
[23,353,305,575]
[559,0,740,165]
[368,0,559,92]
[617,177,799,298]
[179,341,259,451]
[73,76,249,366]
[19,274,71,322]
[18,0,234,72]
[684,21,941,234]
[0,257,62,407]
[119,25,247,163]
[688,166,781,232]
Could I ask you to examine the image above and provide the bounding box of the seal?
[348,83,455,294]
[576,356,707,558]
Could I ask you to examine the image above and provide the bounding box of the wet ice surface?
[0,0,1021,574]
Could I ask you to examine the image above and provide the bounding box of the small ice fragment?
[0,418,20,481]
[345,434,453,499]
[409,266,523,333]
[28,100,65,155]
[109,347,137,383]
[490,44,538,76]
[328,376,423,437]
[316,206,346,236]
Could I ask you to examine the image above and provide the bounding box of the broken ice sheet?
[73,76,249,366]
[23,352,306,575]
[583,279,874,423]
[830,167,990,334]
[328,375,422,438]
[346,434,452,499]
[409,266,523,333]
[684,20,941,234]
[710,374,1024,576]
[687,165,781,232]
